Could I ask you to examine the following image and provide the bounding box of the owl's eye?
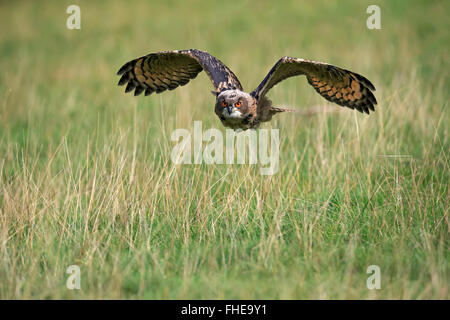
[235,101,242,108]
[221,101,227,107]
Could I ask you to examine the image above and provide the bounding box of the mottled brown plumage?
[117,49,377,130]
[252,57,377,114]
[117,49,242,96]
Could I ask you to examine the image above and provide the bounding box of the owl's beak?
[227,105,233,114]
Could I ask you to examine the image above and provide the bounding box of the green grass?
[0,0,448,299]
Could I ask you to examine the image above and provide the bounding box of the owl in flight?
[117,49,377,130]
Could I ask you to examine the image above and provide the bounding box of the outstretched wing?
[251,57,377,114]
[117,49,243,96]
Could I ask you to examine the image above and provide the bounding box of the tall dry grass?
[0,0,448,299]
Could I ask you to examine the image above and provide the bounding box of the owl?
[117,49,377,130]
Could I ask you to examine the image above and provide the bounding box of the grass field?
[0,0,448,299]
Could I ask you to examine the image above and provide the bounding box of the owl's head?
[215,89,252,120]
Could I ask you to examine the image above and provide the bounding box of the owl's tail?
[271,105,339,116]
[269,106,297,114]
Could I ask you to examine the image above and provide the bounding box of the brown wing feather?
[251,57,377,114]
[117,49,242,96]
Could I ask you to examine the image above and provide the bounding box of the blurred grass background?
[0,0,448,299]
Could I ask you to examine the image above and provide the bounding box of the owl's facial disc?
[218,90,247,120]
[221,100,244,119]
